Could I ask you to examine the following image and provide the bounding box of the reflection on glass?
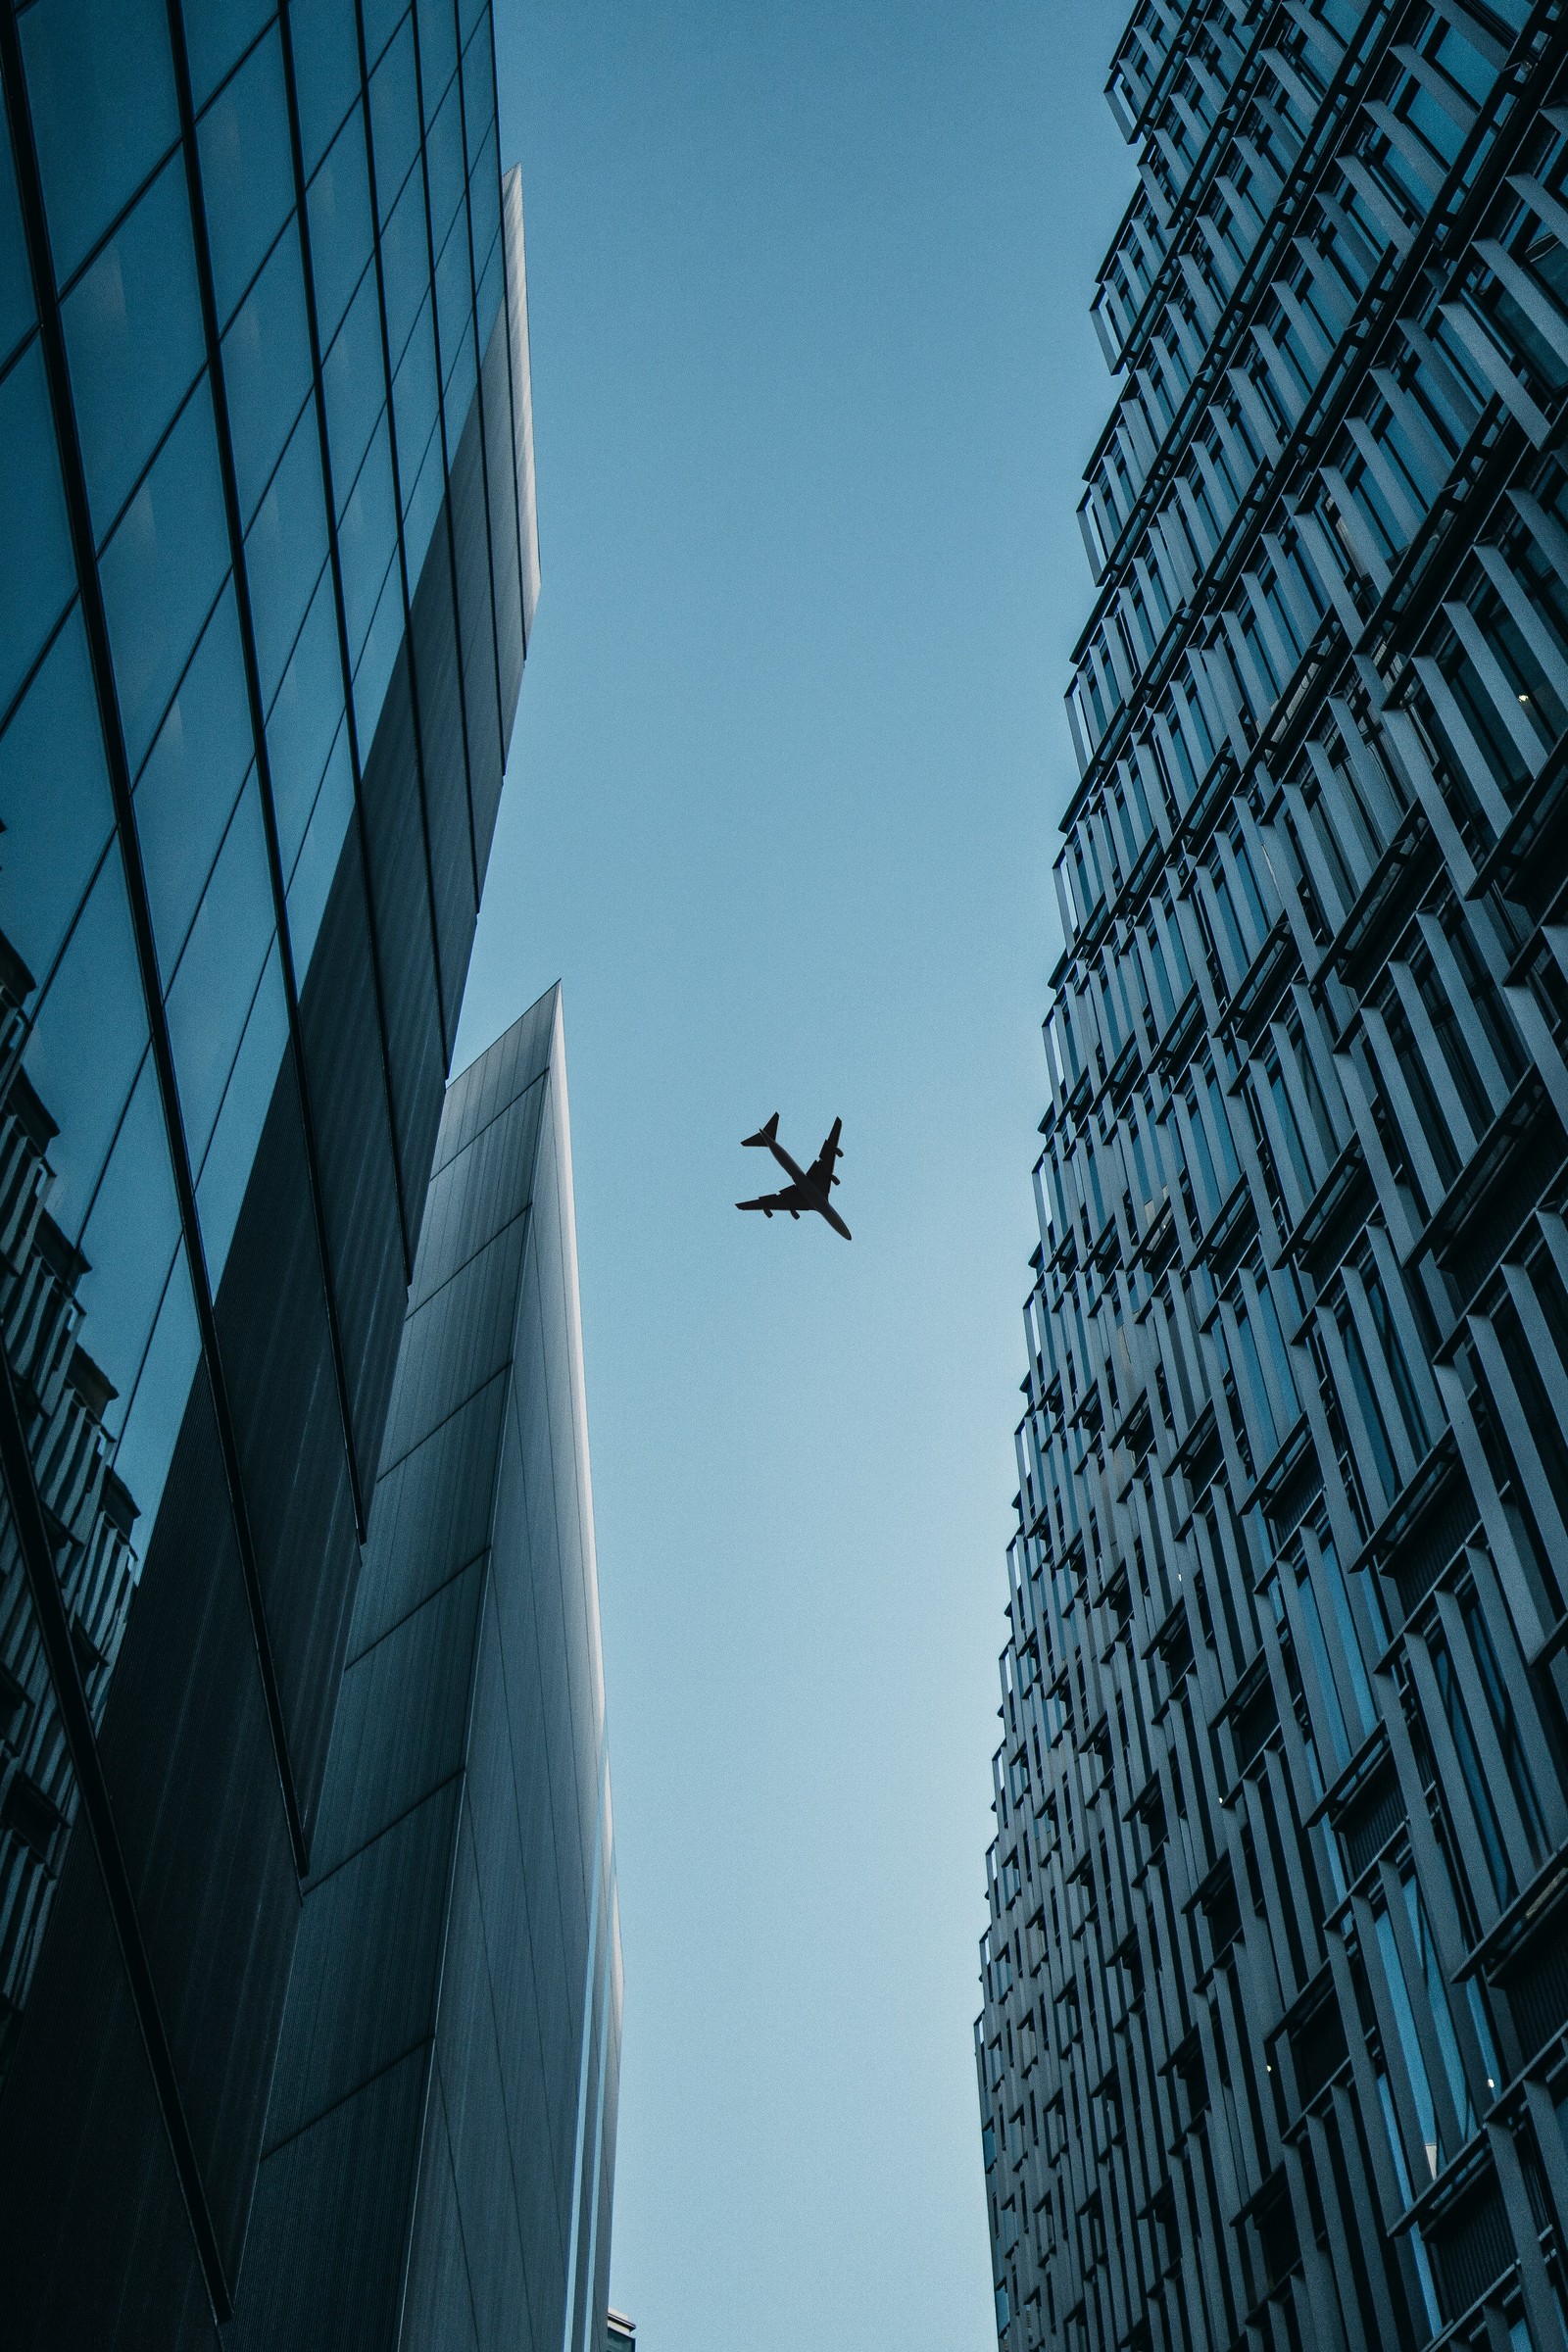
[62,153,205,544]
[194,941,288,1289]
[0,119,36,372]
[162,777,274,1169]
[368,20,420,220]
[308,111,374,351]
[0,612,116,994]
[338,413,399,656]
[287,0,363,179]
[221,224,315,529]
[266,566,344,864]
[380,168,431,368]
[98,382,231,770]
[0,348,76,722]
[0,927,171,2085]
[181,0,273,115]
[324,274,387,514]
[133,584,255,980]
[283,724,353,981]
[197,26,295,329]
[19,0,178,288]
[245,406,331,703]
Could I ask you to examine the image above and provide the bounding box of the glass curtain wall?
[0,0,535,2338]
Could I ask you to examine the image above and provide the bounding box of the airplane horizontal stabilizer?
[742,1113,780,1149]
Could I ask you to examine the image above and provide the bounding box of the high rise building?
[977,6,1568,2352]
[228,987,621,2352]
[0,3,622,2347]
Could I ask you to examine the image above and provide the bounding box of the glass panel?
[110,1240,202,1571]
[62,154,205,546]
[181,0,274,113]
[98,380,231,771]
[286,0,363,177]
[20,0,179,287]
[196,24,295,328]
[473,223,501,355]
[0,120,36,371]
[162,778,275,1170]
[193,936,288,1286]
[424,78,465,259]
[283,721,353,979]
[323,268,386,511]
[362,0,408,74]
[307,109,374,351]
[392,293,439,491]
[220,219,313,528]
[266,565,344,870]
[461,8,494,173]
[244,404,330,706]
[0,346,77,724]
[133,584,254,982]
[74,1052,181,1427]
[379,145,430,369]
[20,852,149,1241]
[468,119,500,248]
[402,412,445,586]
[353,550,402,750]
[338,412,398,659]
[0,612,115,995]
[435,213,474,404]
[417,0,458,121]
[368,17,420,225]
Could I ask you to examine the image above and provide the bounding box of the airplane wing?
[737,1186,808,1215]
[805,1117,843,1195]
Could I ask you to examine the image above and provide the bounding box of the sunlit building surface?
[0,1,623,2344]
[977,5,1568,2350]
[229,988,621,2352]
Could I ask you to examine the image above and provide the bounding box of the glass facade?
[977,7,1568,2352]
[0,0,547,2340]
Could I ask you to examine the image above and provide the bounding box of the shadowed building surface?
[978,6,1568,2352]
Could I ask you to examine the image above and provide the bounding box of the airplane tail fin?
[742,1113,780,1149]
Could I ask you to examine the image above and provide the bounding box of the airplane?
[736,1113,852,1241]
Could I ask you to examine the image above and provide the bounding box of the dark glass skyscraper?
[978,7,1568,2352]
[0,2,619,2346]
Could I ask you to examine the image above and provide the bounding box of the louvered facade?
[976,5,1568,2352]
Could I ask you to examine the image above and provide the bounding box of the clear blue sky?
[461,7,1131,2346]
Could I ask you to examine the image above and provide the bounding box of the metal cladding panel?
[978,8,1568,2352]
[225,2048,431,2352]
[0,1824,222,2351]
[228,988,619,2352]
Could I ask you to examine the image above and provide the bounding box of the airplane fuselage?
[761,1138,853,1242]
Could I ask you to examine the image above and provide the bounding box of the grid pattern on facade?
[0,0,535,2335]
[977,5,1568,2351]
